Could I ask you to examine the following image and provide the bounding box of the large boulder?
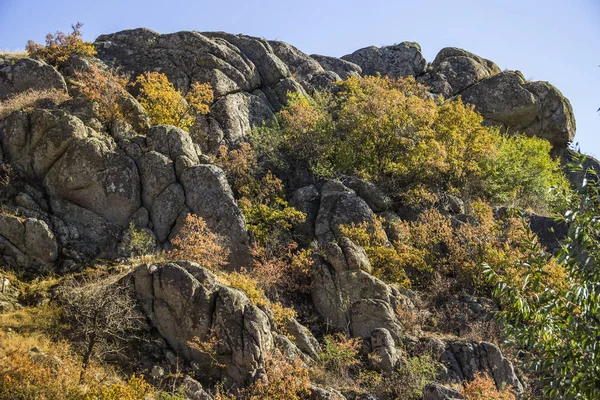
[460,71,575,150]
[421,47,501,98]
[342,42,427,78]
[310,54,362,79]
[269,41,325,84]
[134,261,273,386]
[0,214,58,268]
[0,58,67,101]
[44,134,141,227]
[0,109,89,179]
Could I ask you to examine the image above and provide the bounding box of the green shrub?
[254,75,568,212]
[382,355,438,400]
[485,155,600,399]
[484,134,570,212]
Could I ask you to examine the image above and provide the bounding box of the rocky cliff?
[0,28,579,398]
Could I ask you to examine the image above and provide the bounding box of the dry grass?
[0,88,70,119]
[0,49,27,59]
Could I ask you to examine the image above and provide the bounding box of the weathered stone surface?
[423,383,465,400]
[49,197,121,258]
[44,134,140,227]
[269,40,324,83]
[420,47,500,98]
[0,109,89,179]
[180,164,250,267]
[461,71,575,150]
[137,151,176,211]
[0,58,67,101]
[0,214,57,265]
[315,180,377,243]
[134,261,274,386]
[310,386,347,400]
[343,176,392,213]
[151,183,186,243]
[312,255,404,342]
[210,92,274,147]
[342,42,427,78]
[311,54,362,79]
[370,328,399,374]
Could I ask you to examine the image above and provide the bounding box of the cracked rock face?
[0,58,68,101]
[134,260,317,387]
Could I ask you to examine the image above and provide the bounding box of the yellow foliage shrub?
[135,72,213,130]
[169,214,229,270]
[26,22,97,67]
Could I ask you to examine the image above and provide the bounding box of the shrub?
[462,373,516,400]
[340,217,412,286]
[120,222,156,257]
[216,143,305,246]
[74,64,130,122]
[0,88,70,120]
[382,355,438,400]
[56,275,146,381]
[255,75,568,212]
[135,72,213,130]
[485,155,600,399]
[0,331,153,400]
[239,354,311,400]
[169,214,229,270]
[26,22,97,67]
[319,333,361,379]
[485,134,570,212]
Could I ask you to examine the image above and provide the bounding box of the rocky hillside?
[0,27,593,400]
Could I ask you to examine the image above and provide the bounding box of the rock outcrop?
[134,260,316,386]
[0,57,68,100]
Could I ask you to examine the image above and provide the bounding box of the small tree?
[26,22,97,67]
[485,155,600,399]
[57,275,146,382]
[134,72,213,130]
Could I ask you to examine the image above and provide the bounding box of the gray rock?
[310,386,347,400]
[312,256,404,342]
[0,214,58,266]
[440,340,523,393]
[151,183,185,242]
[421,47,500,98]
[179,375,213,400]
[370,328,399,374]
[342,42,427,78]
[210,92,274,147]
[269,40,325,83]
[343,176,392,212]
[423,383,464,400]
[311,54,363,79]
[137,151,176,211]
[44,134,140,227]
[134,261,273,386]
[460,71,575,151]
[0,109,89,179]
[285,318,320,359]
[0,58,67,101]
[180,164,250,267]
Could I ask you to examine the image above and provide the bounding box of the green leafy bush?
[254,75,568,212]
[485,155,600,399]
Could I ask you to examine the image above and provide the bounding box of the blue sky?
[1,0,599,156]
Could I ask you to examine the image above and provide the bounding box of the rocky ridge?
[0,28,579,398]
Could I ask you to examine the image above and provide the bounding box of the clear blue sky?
[1,0,599,156]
